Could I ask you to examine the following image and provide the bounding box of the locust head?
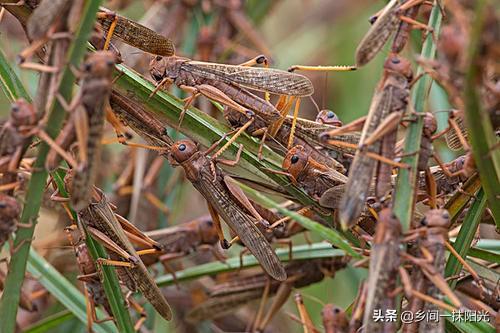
[316,110,342,127]
[9,99,36,129]
[0,193,21,219]
[383,54,413,82]
[82,51,117,80]
[199,218,219,244]
[282,145,309,180]
[422,112,437,137]
[149,56,184,83]
[169,140,198,164]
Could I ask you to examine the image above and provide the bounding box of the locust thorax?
[283,145,309,179]
[82,51,117,80]
[316,110,343,127]
[170,140,199,164]
[422,112,438,137]
[383,54,413,82]
[9,99,36,129]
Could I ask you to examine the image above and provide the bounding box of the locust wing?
[183,61,314,97]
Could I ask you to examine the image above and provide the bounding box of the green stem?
[393,2,443,231]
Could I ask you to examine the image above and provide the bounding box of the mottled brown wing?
[355,0,400,66]
[194,168,287,281]
[97,9,175,56]
[183,61,314,96]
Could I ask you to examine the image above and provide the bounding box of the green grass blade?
[23,310,74,333]
[0,48,30,101]
[463,0,500,227]
[392,3,443,231]
[445,189,487,288]
[26,250,116,333]
[465,247,500,263]
[0,2,103,332]
[238,182,362,258]
[445,313,495,333]
[156,243,346,286]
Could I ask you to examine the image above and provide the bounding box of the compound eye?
[178,144,186,151]
[106,59,114,67]
[442,211,450,219]
[391,57,401,64]
[156,55,162,61]
[291,155,299,164]
[11,104,19,113]
[84,63,92,72]
[327,111,335,118]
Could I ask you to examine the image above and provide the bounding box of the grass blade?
[0,48,30,101]
[23,311,74,333]
[237,182,362,258]
[156,243,346,286]
[392,2,443,231]
[0,2,103,332]
[445,189,487,288]
[26,250,116,333]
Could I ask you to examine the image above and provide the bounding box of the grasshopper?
[0,99,37,192]
[291,294,348,333]
[168,139,287,281]
[187,258,349,330]
[45,51,117,211]
[362,208,402,333]
[64,226,114,329]
[280,145,347,210]
[143,215,223,266]
[96,7,175,56]
[149,55,314,127]
[355,0,433,67]
[402,209,464,333]
[72,185,173,321]
[337,55,413,229]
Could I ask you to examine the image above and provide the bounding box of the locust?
[279,145,347,210]
[142,215,223,266]
[0,99,37,192]
[0,193,22,252]
[355,0,432,67]
[362,208,402,333]
[291,294,348,333]
[64,226,114,330]
[149,55,314,127]
[401,209,464,333]
[45,51,117,211]
[337,55,413,229]
[71,184,173,321]
[96,7,175,56]
[186,258,349,331]
[168,139,287,281]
